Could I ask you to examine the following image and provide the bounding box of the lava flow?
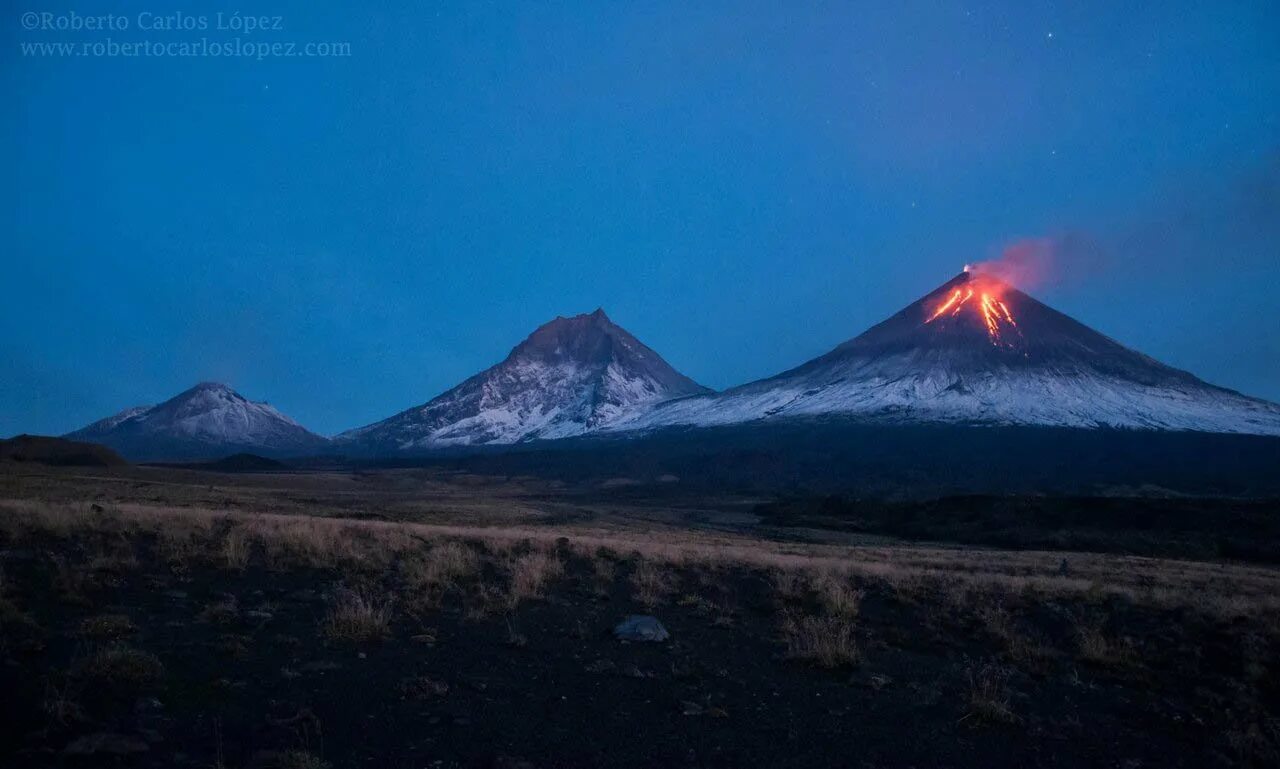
[925,276,1020,346]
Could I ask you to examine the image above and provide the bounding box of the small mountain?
[66,382,329,460]
[0,434,128,467]
[152,450,290,473]
[614,271,1280,435]
[339,309,710,451]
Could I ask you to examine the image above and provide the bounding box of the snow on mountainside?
[338,309,710,450]
[66,382,328,459]
[75,405,153,435]
[611,271,1280,436]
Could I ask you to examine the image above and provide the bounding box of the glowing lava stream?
[925,282,1020,345]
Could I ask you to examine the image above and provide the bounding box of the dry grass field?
[2,464,1278,767]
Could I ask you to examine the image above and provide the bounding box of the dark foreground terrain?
[758,495,1280,564]
[380,421,1280,498]
[1,465,1279,768]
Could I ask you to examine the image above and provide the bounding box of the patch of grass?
[399,541,480,605]
[251,516,375,569]
[770,569,806,603]
[464,583,508,620]
[221,528,252,570]
[590,556,616,597]
[961,663,1020,726]
[782,614,859,668]
[811,571,864,619]
[74,644,165,692]
[977,603,1054,672]
[630,560,677,608]
[78,613,135,639]
[1076,619,1139,670]
[0,501,91,539]
[87,538,139,573]
[157,530,203,572]
[677,593,716,611]
[322,588,392,642]
[507,550,563,605]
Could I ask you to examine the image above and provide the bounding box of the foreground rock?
[613,615,669,642]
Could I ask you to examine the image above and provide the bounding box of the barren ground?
[1,465,1278,768]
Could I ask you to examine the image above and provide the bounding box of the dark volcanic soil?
[3,522,1278,769]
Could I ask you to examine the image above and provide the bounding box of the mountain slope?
[75,405,152,434]
[613,271,1280,436]
[66,382,329,460]
[338,309,710,450]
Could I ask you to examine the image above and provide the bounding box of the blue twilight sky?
[4,1,1279,436]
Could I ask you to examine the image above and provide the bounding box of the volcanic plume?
[965,237,1060,291]
[611,270,1280,436]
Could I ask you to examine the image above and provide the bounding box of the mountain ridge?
[57,280,1280,457]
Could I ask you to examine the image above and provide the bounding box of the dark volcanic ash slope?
[66,382,329,460]
[337,309,710,451]
[614,271,1280,436]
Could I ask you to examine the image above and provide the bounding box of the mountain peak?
[184,381,240,398]
[611,270,1280,436]
[338,311,710,449]
[543,308,612,328]
[514,309,631,364]
[190,381,234,392]
[65,383,326,460]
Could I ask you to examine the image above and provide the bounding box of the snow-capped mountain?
[338,309,710,451]
[611,271,1280,436]
[66,382,329,460]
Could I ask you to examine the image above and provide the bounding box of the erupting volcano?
[924,271,1023,348]
[609,270,1280,436]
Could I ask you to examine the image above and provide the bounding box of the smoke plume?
[968,233,1104,291]
[971,151,1279,292]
